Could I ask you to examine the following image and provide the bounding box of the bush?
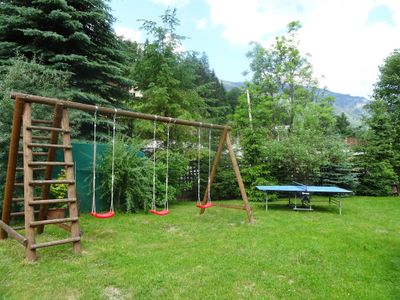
[98,136,152,212]
[357,161,398,196]
[98,136,191,212]
[0,57,70,214]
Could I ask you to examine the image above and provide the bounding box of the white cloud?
[151,0,189,6]
[115,26,141,42]
[205,0,400,97]
[197,17,207,30]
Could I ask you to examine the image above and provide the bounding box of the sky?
[110,0,400,98]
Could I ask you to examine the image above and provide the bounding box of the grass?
[1,196,400,299]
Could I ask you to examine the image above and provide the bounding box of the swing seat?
[150,209,170,216]
[90,211,115,219]
[196,202,214,209]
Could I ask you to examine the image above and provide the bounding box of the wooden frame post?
[199,129,254,223]
[1,98,24,239]
[61,107,81,253]
[22,102,37,261]
[226,133,254,223]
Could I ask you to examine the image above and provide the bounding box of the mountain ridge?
[222,80,370,124]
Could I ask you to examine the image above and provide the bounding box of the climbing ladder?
[0,98,81,261]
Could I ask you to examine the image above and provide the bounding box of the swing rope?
[196,125,201,204]
[150,117,170,216]
[91,106,98,215]
[196,125,214,209]
[90,107,117,219]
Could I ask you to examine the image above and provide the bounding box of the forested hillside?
[223,80,370,124]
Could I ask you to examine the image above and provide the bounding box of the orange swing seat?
[90,211,115,219]
[196,202,214,209]
[150,209,170,216]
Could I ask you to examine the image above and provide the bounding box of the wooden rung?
[28,143,72,149]
[28,161,74,167]
[27,125,70,133]
[30,217,79,227]
[17,167,47,172]
[14,183,24,187]
[29,179,75,186]
[12,226,25,231]
[20,135,51,141]
[18,151,49,156]
[10,210,40,217]
[31,119,53,125]
[29,198,76,205]
[30,237,80,250]
[13,197,41,202]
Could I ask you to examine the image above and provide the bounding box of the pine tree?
[0,0,132,106]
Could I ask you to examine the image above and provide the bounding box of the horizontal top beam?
[11,92,229,131]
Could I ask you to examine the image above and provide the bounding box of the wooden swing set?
[0,92,254,261]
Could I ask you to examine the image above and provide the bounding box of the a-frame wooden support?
[199,128,254,223]
[0,97,81,261]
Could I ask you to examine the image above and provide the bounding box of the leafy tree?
[356,100,398,195]
[245,21,317,130]
[226,87,242,112]
[234,22,351,195]
[0,57,70,212]
[335,112,352,136]
[0,0,132,105]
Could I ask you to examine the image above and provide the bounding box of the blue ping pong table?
[256,185,352,214]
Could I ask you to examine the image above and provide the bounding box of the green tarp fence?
[53,142,109,213]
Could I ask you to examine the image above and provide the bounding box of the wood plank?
[29,198,76,205]
[18,151,49,156]
[12,226,25,231]
[27,125,69,132]
[12,92,228,131]
[22,102,37,261]
[16,167,46,172]
[13,197,41,202]
[10,210,40,217]
[31,136,52,141]
[28,143,72,149]
[0,220,27,246]
[226,133,254,223]
[30,217,78,227]
[61,108,81,254]
[29,161,73,167]
[29,179,75,186]
[31,119,53,125]
[1,98,24,239]
[30,237,80,250]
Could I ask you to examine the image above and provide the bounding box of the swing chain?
[208,125,212,203]
[91,106,99,213]
[197,123,202,204]
[152,116,157,210]
[110,108,117,212]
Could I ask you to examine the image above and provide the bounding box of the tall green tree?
[355,49,400,195]
[0,0,132,106]
[234,21,353,192]
[356,100,398,195]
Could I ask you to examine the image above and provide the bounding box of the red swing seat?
[90,211,115,219]
[150,209,170,216]
[196,202,214,209]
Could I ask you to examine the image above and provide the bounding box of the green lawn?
[1,197,400,299]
